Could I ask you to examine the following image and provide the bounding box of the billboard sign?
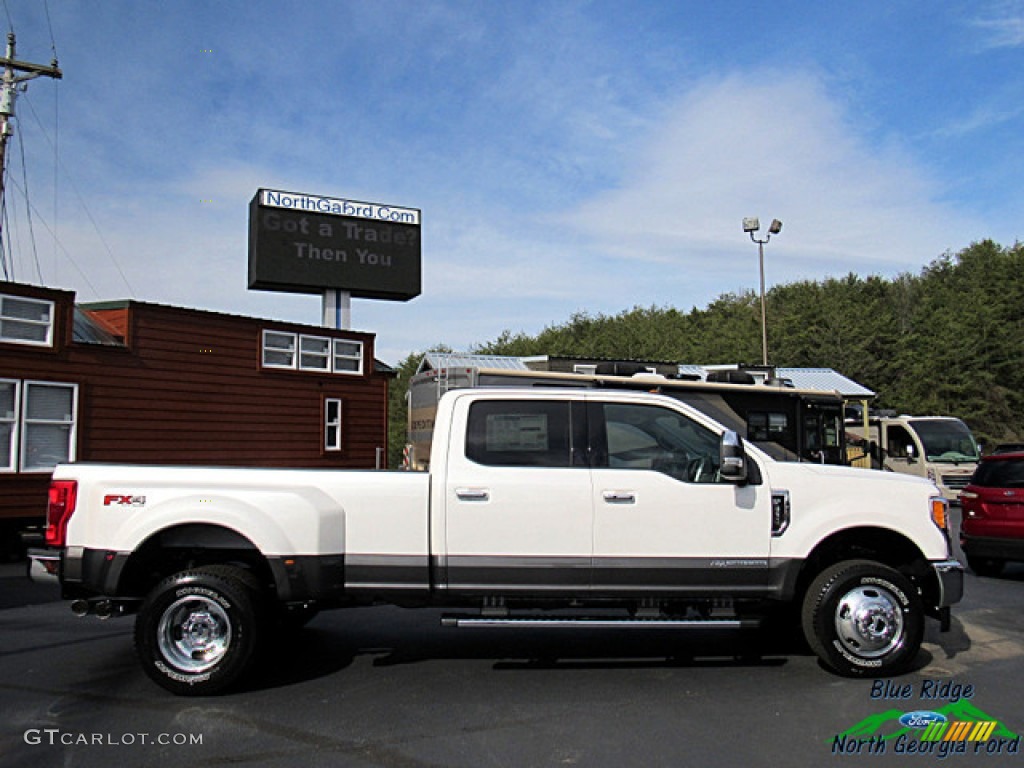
[248,189,421,301]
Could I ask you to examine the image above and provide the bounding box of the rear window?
[465,400,573,468]
[971,456,1024,488]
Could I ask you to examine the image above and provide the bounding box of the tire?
[966,554,1004,578]
[134,566,265,695]
[801,559,923,677]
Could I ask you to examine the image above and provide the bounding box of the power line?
[15,115,42,282]
[4,169,100,297]
[1,1,12,36]
[19,94,135,296]
[42,0,57,59]
[20,92,136,296]
[43,0,59,283]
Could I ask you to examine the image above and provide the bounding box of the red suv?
[960,451,1024,576]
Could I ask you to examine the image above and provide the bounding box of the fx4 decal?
[103,495,147,507]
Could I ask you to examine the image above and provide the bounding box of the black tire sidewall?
[135,568,262,695]
[802,560,923,677]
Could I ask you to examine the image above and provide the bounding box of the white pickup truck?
[32,388,963,695]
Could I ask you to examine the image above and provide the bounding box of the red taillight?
[45,480,78,547]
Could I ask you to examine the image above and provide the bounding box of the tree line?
[388,239,1023,464]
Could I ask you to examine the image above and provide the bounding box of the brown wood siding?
[1,283,391,525]
[1,477,51,522]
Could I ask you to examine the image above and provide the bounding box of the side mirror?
[906,444,917,462]
[719,430,748,484]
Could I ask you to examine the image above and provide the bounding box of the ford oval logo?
[899,711,948,729]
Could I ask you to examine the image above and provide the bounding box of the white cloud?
[972,3,1024,49]
[561,70,983,291]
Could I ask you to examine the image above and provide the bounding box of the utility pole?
[0,32,62,254]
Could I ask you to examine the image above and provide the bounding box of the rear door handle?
[455,488,490,502]
[602,491,636,504]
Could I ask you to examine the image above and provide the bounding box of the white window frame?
[0,293,55,347]
[332,339,363,375]
[0,379,20,473]
[19,380,78,473]
[299,335,331,372]
[262,330,297,369]
[262,329,364,376]
[324,398,342,451]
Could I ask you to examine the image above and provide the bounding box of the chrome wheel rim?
[833,584,904,659]
[157,595,232,673]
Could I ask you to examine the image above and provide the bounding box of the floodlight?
[742,217,760,233]
[769,219,782,235]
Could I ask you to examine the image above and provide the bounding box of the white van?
[846,415,980,502]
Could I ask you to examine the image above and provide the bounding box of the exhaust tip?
[71,599,90,617]
[95,600,113,620]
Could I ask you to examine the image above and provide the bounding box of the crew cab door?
[440,396,593,592]
[587,398,773,593]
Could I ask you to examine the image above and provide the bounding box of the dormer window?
[261,330,363,375]
[0,293,54,347]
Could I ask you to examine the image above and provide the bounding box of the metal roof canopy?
[775,368,875,399]
[695,363,875,398]
[416,353,875,399]
[416,352,531,375]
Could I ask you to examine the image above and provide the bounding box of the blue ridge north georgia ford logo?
[831,681,1019,759]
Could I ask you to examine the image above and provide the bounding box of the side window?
[324,398,342,452]
[598,402,723,483]
[21,381,78,472]
[748,411,790,443]
[0,379,18,472]
[466,401,573,468]
[887,425,915,458]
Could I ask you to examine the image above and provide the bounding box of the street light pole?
[756,237,768,366]
[741,217,782,367]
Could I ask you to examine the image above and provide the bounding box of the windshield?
[909,419,980,463]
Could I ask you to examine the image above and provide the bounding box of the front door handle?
[602,490,636,504]
[455,488,490,502]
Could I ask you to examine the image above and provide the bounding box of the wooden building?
[0,280,393,552]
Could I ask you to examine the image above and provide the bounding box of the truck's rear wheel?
[134,566,265,695]
[801,559,923,677]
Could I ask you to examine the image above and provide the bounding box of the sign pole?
[321,289,351,330]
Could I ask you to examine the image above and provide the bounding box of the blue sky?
[2,1,1022,364]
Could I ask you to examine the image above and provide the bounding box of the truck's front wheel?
[801,560,923,677]
[135,566,264,695]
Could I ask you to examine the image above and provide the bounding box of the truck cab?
[846,415,980,502]
[408,361,849,470]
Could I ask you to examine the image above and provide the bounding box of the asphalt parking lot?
[1,554,1023,768]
